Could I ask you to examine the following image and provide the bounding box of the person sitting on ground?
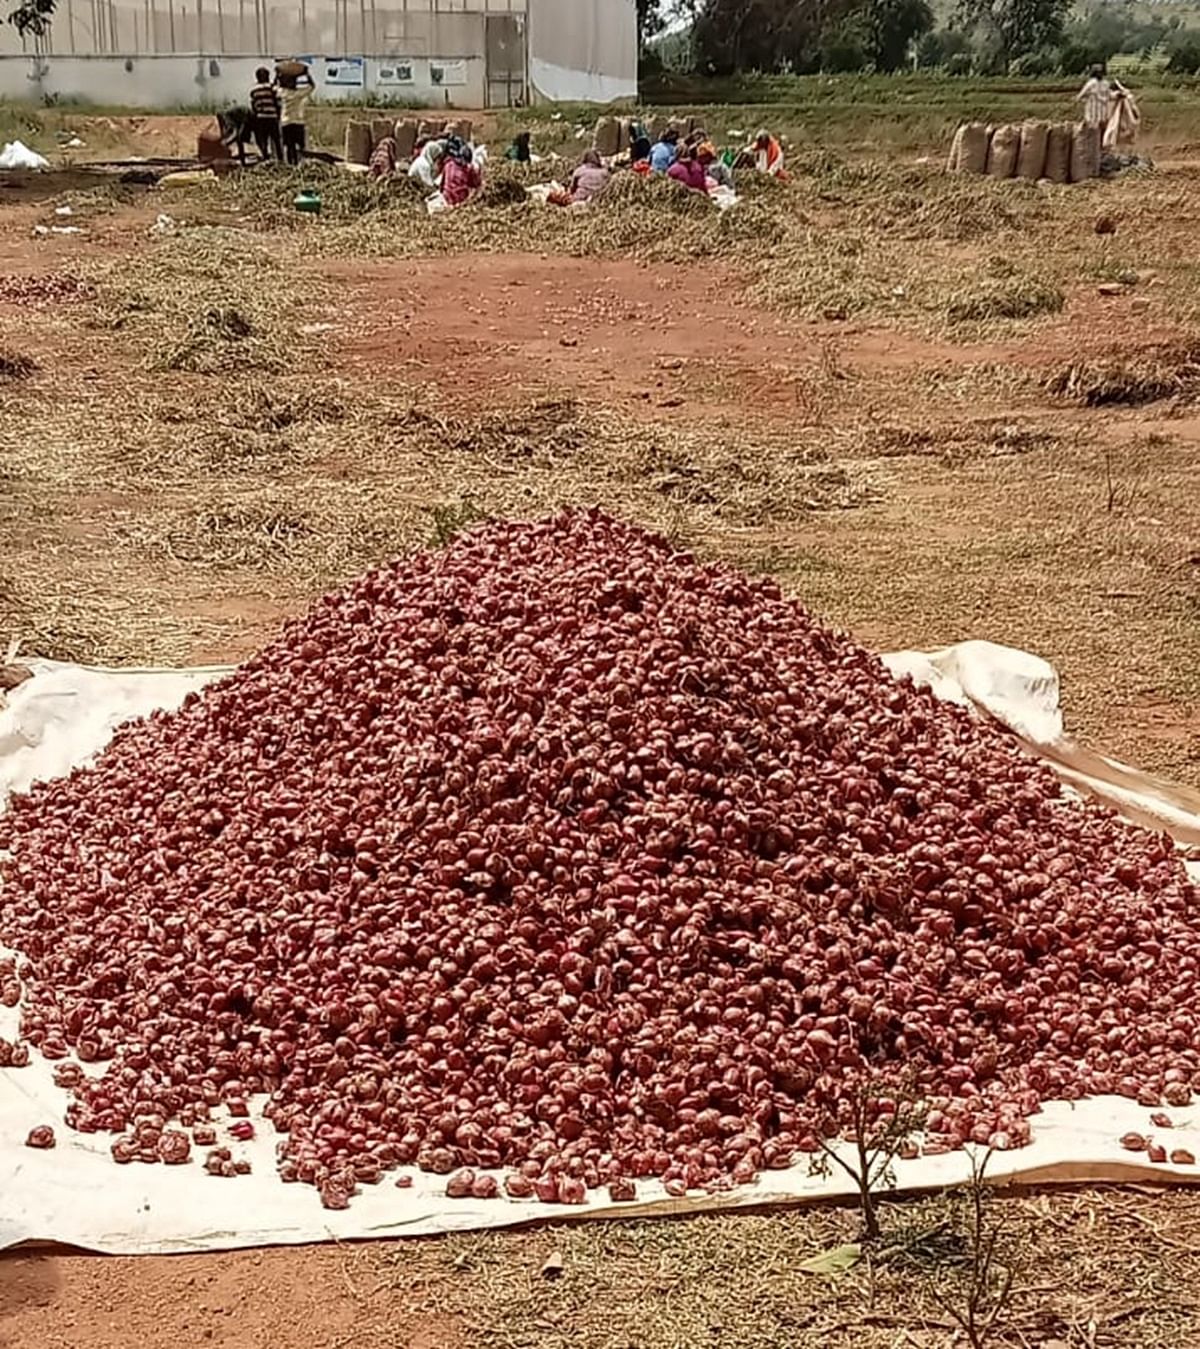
[690,139,728,188]
[569,149,610,204]
[277,65,314,167]
[649,129,679,175]
[505,131,532,163]
[368,135,398,178]
[408,138,446,189]
[441,135,471,164]
[706,145,734,189]
[249,66,282,162]
[630,135,653,177]
[441,141,482,207]
[1078,64,1113,130]
[751,129,784,176]
[668,146,708,193]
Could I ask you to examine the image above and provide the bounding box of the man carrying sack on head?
[276,60,314,167]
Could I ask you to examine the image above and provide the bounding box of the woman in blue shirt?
[649,130,678,174]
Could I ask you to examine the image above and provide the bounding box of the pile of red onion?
[0,510,1195,1207]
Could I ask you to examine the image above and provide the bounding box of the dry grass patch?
[166,156,1200,335]
[864,419,1064,463]
[370,396,881,534]
[945,276,1065,325]
[1046,341,1200,407]
[121,485,421,582]
[0,359,881,666]
[85,229,314,376]
[365,1187,1200,1349]
[0,347,37,379]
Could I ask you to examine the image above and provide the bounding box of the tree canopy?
[953,0,1071,64]
[7,0,54,36]
[684,0,931,75]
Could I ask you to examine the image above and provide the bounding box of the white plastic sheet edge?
[0,140,50,171]
[0,642,1197,1256]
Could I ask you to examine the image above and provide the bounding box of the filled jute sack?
[393,118,418,160]
[344,121,372,166]
[1044,122,1071,183]
[946,123,966,172]
[444,117,473,143]
[594,115,621,156]
[417,117,441,142]
[1070,121,1101,182]
[370,117,394,149]
[985,123,1020,178]
[618,117,632,153]
[1016,120,1049,180]
[957,122,990,175]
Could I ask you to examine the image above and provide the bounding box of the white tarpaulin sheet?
[0,140,49,171]
[0,643,1198,1255]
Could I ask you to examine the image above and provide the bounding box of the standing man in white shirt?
[1077,65,1113,130]
[278,65,315,167]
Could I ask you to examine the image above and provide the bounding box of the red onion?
[445,1168,475,1198]
[505,1173,534,1198]
[0,511,1196,1206]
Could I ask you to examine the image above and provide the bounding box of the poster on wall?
[430,60,467,87]
[377,61,415,85]
[324,56,365,87]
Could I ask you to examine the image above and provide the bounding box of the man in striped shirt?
[250,67,282,162]
[1077,65,1112,130]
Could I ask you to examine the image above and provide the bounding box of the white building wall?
[0,0,526,56]
[527,0,635,103]
[0,0,636,108]
[0,52,489,106]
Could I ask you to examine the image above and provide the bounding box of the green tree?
[821,18,870,70]
[693,0,869,73]
[862,0,933,70]
[954,0,1070,65]
[1166,30,1200,74]
[1063,2,1169,63]
[916,26,970,66]
[638,0,664,44]
[1009,45,1057,74]
[7,0,53,37]
[692,0,819,74]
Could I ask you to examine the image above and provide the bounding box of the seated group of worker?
[366,121,787,210]
[369,131,484,207]
[221,69,788,213]
[639,125,785,190]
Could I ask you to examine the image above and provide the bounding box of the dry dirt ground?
[1,130,1200,1348]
